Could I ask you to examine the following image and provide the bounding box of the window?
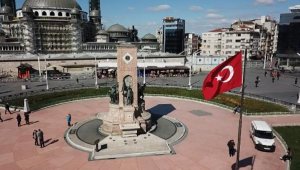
[236,39,241,42]
[226,39,232,43]
[58,12,62,16]
[66,13,70,17]
[34,11,39,16]
[50,11,55,16]
[237,34,241,37]
[42,11,47,16]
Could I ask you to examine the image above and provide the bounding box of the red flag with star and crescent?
[202,52,242,100]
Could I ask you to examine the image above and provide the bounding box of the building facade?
[201,18,276,59]
[162,17,185,54]
[184,33,201,55]
[0,0,158,55]
[277,5,300,66]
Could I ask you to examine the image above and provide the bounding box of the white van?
[250,120,276,151]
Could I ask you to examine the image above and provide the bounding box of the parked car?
[250,120,276,152]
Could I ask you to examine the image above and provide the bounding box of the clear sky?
[16,0,299,37]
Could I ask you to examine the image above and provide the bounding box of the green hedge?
[0,87,289,113]
[274,126,300,170]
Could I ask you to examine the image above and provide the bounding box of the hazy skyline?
[15,0,299,37]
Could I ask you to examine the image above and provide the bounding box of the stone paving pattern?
[0,97,300,169]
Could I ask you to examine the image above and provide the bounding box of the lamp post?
[143,54,146,84]
[95,56,98,88]
[44,57,49,90]
[188,58,192,90]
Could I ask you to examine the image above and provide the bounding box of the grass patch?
[0,86,289,113]
[274,126,300,170]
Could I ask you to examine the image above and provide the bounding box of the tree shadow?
[231,155,256,170]
[148,104,176,122]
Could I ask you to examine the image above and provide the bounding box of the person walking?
[295,78,298,85]
[227,139,235,157]
[264,71,267,77]
[277,72,280,80]
[0,111,3,122]
[32,130,39,146]
[272,76,275,83]
[280,147,293,161]
[5,103,12,114]
[76,78,79,84]
[24,112,30,125]
[16,113,21,127]
[255,80,259,87]
[66,114,72,127]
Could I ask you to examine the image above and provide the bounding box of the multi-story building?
[201,28,228,56]
[277,5,300,66]
[252,16,278,61]
[223,22,260,58]
[184,33,200,55]
[201,17,276,59]
[162,17,185,54]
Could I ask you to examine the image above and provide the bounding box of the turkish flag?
[202,52,242,100]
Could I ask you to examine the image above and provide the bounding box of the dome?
[142,33,157,40]
[22,0,82,10]
[90,10,99,17]
[107,24,128,32]
[22,6,33,13]
[70,8,80,15]
[97,29,108,35]
[0,5,12,14]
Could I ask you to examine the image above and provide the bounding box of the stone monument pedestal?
[98,43,152,138]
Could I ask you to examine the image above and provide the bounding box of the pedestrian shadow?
[45,139,59,147]
[148,104,176,122]
[29,121,39,125]
[3,118,13,121]
[231,155,256,170]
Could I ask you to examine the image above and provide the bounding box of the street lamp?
[188,59,192,90]
[143,54,146,84]
[95,56,98,88]
[44,57,49,90]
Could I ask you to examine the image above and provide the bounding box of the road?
[0,68,299,105]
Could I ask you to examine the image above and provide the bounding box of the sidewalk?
[0,97,297,169]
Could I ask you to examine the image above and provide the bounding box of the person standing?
[295,78,298,85]
[66,114,72,127]
[277,72,280,80]
[16,113,21,127]
[76,78,79,84]
[32,130,39,146]
[227,139,235,157]
[38,129,45,148]
[272,76,275,83]
[5,103,12,114]
[0,111,3,122]
[24,112,30,125]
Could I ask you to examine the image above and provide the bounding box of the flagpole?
[235,49,247,170]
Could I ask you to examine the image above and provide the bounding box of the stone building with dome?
[0,0,158,54]
[0,0,187,77]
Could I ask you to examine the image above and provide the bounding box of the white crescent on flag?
[221,66,234,83]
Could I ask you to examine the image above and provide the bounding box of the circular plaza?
[0,96,299,169]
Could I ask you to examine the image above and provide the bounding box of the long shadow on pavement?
[231,155,256,170]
